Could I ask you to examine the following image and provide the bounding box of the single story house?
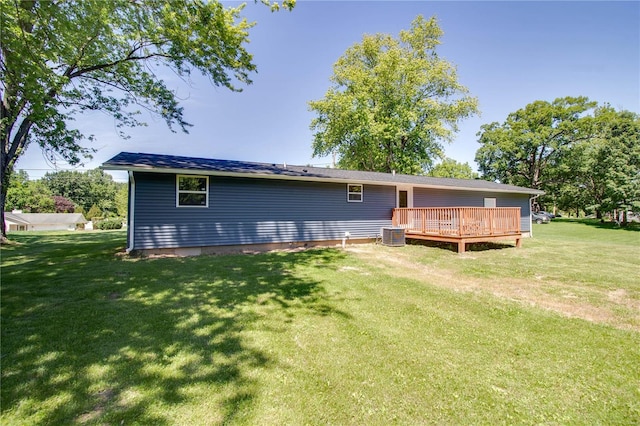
[5,212,87,232]
[102,152,544,255]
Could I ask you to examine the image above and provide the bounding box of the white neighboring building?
[5,211,87,231]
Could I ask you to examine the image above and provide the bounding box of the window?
[177,175,208,207]
[347,184,363,202]
[484,197,497,208]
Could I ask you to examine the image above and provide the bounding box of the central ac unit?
[381,227,405,247]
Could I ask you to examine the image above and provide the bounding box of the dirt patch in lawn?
[76,388,117,424]
[347,245,639,331]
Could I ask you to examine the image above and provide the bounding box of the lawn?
[1,221,639,425]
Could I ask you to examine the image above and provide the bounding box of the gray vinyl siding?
[413,188,532,232]
[132,172,394,249]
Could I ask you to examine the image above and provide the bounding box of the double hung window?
[177,175,208,207]
[347,184,363,202]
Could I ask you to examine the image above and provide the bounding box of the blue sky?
[16,1,640,182]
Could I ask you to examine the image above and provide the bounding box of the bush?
[86,204,102,221]
[95,219,123,230]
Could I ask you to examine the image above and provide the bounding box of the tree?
[475,99,639,220]
[86,204,102,222]
[428,158,478,179]
[5,170,55,212]
[557,106,640,220]
[42,169,118,213]
[475,96,597,192]
[309,15,478,175]
[589,108,640,220]
[4,170,31,211]
[1,0,294,240]
[53,195,75,213]
[114,183,128,218]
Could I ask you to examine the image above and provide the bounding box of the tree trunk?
[1,167,8,242]
[1,114,33,241]
[1,145,10,240]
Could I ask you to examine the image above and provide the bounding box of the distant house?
[5,212,87,232]
[103,152,544,255]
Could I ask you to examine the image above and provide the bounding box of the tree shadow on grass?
[559,218,640,232]
[1,232,349,424]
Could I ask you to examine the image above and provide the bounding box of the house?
[102,152,544,255]
[5,212,87,232]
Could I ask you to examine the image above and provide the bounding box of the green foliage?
[475,96,597,192]
[86,204,102,222]
[428,158,478,179]
[576,107,640,217]
[42,169,119,213]
[5,170,55,213]
[6,167,126,217]
[114,184,128,218]
[309,16,478,174]
[5,170,32,211]
[476,98,639,218]
[94,218,123,230]
[0,0,295,237]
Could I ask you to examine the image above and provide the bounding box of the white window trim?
[347,183,363,203]
[176,175,209,208]
[396,186,413,208]
[484,197,497,208]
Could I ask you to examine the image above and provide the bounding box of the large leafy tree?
[42,169,119,213]
[0,0,294,240]
[589,108,640,218]
[309,15,478,175]
[556,106,640,219]
[476,98,639,219]
[5,170,54,212]
[428,157,478,179]
[475,96,597,194]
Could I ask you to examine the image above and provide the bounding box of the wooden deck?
[392,207,522,253]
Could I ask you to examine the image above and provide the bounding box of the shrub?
[86,204,102,221]
[95,219,123,230]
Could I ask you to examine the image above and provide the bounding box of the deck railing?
[392,207,521,237]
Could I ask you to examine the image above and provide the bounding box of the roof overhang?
[103,163,544,196]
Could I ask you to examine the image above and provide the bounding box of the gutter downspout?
[529,193,542,238]
[126,171,135,253]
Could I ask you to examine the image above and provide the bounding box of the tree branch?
[6,118,33,169]
[68,49,172,79]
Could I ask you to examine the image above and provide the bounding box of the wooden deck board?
[393,207,523,253]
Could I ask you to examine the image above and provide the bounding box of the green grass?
[1,223,639,425]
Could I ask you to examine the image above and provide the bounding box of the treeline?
[6,169,127,221]
[475,97,639,222]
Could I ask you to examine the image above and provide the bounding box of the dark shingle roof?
[102,152,544,195]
